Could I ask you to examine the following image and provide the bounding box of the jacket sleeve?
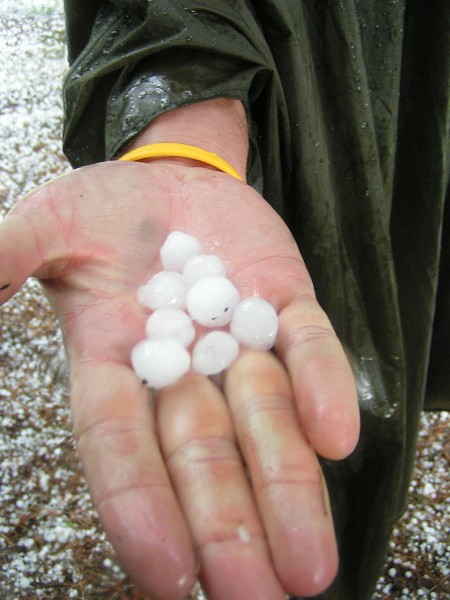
[62,0,285,189]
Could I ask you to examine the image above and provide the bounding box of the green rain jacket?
[62,1,450,598]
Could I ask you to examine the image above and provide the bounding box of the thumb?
[0,186,63,304]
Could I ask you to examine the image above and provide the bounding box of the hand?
[0,158,359,599]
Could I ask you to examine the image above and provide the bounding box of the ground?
[0,2,449,599]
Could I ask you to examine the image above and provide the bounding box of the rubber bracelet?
[118,143,244,182]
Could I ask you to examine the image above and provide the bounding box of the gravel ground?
[0,2,449,599]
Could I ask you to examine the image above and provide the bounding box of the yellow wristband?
[118,142,244,182]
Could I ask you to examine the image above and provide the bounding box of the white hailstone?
[131,338,191,388]
[160,231,202,272]
[192,331,240,376]
[145,308,195,347]
[137,271,188,310]
[183,254,226,286]
[237,524,251,544]
[231,297,279,350]
[186,275,240,327]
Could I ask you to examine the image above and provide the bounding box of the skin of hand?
[0,100,360,599]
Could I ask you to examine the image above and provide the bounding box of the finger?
[156,374,286,600]
[70,362,196,600]
[225,351,337,597]
[0,177,82,304]
[276,299,360,460]
[0,206,49,303]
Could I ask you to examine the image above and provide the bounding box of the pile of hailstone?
[131,231,279,388]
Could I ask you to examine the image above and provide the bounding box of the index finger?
[276,298,360,460]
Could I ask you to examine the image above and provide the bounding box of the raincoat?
[62,1,450,598]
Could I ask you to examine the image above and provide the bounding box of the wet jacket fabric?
[62,1,450,598]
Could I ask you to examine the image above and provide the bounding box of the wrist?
[121,99,248,181]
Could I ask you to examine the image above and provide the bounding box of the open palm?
[0,160,359,599]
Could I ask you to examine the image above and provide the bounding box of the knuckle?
[167,435,238,469]
[74,415,145,446]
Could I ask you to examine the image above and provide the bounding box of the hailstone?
[231,297,279,350]
[186,276,240,327]
[145,308,195,347]
[192,331,240,375]
[160,231,202,272]
[131,338,191,388]
[138,271,187,310]
[183,254,226,286]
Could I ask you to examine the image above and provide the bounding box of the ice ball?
[131,338,191,388]
[138,271,187,310]
[145,308,195,347]
[186,276,240,327]
[183,254,226,286]
[160,231,202,272]
[192,331,240,376]
[230,297,279,350]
